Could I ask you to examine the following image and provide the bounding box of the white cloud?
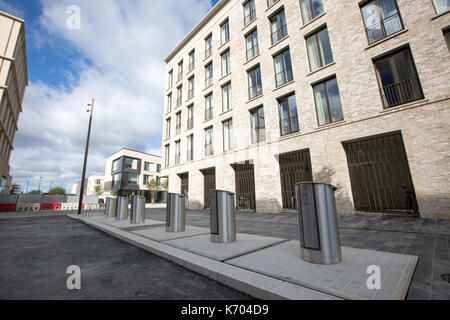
[9,0,212,192]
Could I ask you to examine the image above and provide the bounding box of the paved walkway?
[0,213,252,300]
[144,208,450,300]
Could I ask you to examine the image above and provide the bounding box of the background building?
[71,174,104,196]
[161,0,450,218]
[0,11,28,193]
[104,148,163,202]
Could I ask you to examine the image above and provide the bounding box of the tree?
[28,190,41,195]
[93,185,103,196]
[49,187,66,195]
[146,178,161,204]
[110,190,118,197]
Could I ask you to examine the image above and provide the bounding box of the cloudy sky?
[0,0,219,192]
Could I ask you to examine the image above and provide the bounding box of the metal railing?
[244,10,256,26]
[251,128,266,144]
[205,144,213,156]
[205,47,212,58]
[271,25,288,45]
[380,77,423,108]
[246,44,259,61]
[188,89,194,99]
[177,72,183,82]
[248,85,262,99]
[366,12,402,44]
[189,62,195,72]
[176,125,181,135]
[176,97,182,107]
[187,118,194,130]
[205,108,213,121]
[275,69,293,87]
[280,116,299,136]
[205,76,213,88]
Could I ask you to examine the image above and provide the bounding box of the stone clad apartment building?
[161,0,450,218]
[0,11,28,193]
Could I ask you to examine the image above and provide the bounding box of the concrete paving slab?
[162,233,287,261]
[85,216,164,229]
[131,225,209,241]
[226,240,418,300]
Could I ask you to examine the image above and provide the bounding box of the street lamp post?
[77,98,95,215]
[38,177,43,193]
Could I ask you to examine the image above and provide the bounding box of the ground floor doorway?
[232,161,256,211]
[201,167,216,209]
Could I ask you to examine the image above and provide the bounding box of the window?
[246,29,259,60]
[373,47,423,108]
[222,82,232,112]
[313,77,344,125]
[187,134,194,161]
[143,174,151,185]
[244,0,256,26]
[187,105,194,129]
[165,118,171,139]
[270,10,288,45]
[205,127,213,156]
[248,65,262,99]
[300,0,324,24]
[223,119,233,151]
[177,85,183,106]
[112,173,121,187]
[432,0,450,14]
[177,60,183,81]
[274,48,293,87]
[168,70,173,88]
[128,173,139,185]
[125,157,138,170]
[176,112,182,135]
[444,29,450,52]
[144,161,152,171]
[267,0,279,7]
[221,20,230,44]
[189,50,195,71]
[205,63,213,87]
[156,164,161,173]
[188,77,194,99]
[95,179,101,185]
[167,93,172,113]
[164,145,170,167]
[175,140,181,164]
[278,94,299,136]
[306,27,334,72]
[205,93,213,120]
[250,106,266,144]
[221,50,231,77]
[361,0,403,45]
[205,35,212,58]
[112,158,121,171]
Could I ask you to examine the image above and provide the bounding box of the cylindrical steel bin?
[166,193,185,232]
[295,182,342,265]
[104,197,117,218]
[116,196,129,221]
[210,190,236,243]
[131,195,145,224]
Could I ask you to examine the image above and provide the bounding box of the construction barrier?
[16,203,40,211]
[40,203,62,211]
[0,203,17,212]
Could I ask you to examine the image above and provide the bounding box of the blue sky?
[0,0,217,192]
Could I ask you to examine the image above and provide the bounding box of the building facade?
[162,0,450,218]
[72,174,104,196]
[104,148,163,202]
[0,11,28,193]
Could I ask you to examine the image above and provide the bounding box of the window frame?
[431,0,450,15]
[187,134,194,161]
[277,93,300,136]
[205,62,213,88]
[273,48,294,87]
[187,104,194,130]
[222,118,233,151]
[222,82,232,112]
[204,126,214,156]
[189,50,195,72]
[165,117,171,139]
[305,26,334,72]
[244,0,256,26]
[221,49,231,77]
[188,76,195,99]
[300,0,325,25]
[312,76,344,126]
[250,106,266,144]
[270,9,288,45]
[205,93,213,121]
[220,19,230,45]
[245,29,259,60]
[247,65,263,99]
[205,34,213,58]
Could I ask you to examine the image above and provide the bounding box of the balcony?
[246,44,259,61]
[271,25,288,45]
[275,68,293,87]
[244,10,256,26]
[380,77,423,108]
[205,108,213,121]
[248,85,262,100]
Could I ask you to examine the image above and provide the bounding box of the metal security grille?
[202,168,216,209]
[233,162,256,211]
[279,150,313,210]
[343,131,418,214]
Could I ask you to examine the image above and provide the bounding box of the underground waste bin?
[104,197,117,218]
[166,193,185,232]
[295,182,342,265]
[116,196,129,221]
[131,195,145,224]
[210,190,236,243]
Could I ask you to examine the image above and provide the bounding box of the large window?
[270,10,288,45]
[222,82,232,112]
[156,164,161,173]
[164,145,170,167]
[112,173,121,187]
[112,158,121,171]
[168,70,173,88]
[187,134,194,161]
[205,35,212,58]
[221,50,231,77]
[268,0,279,7]
[250,106,266,144]
[165,118,171,139]
[188,77,194,100]
[361,0,403,45]
[175,140,181,164]
[176,85,183,106]
[177,60,183,81]
[144,161,152,171]
[373,47,423,108]
[278,94,299,136]
[244,0,256,26]
[125,157,138,170]
[445,29,450,52]
[248,65,262,99]
[143,175,151,185]
[223,119,233,151]
[205,93,213,120]
[176,112,181,135]
[167,93,172,113]
[246,29,259,60]
[300,0,324,24]
[128,173,139,185]
[221,20,230,44]
[189,50,195,72]
[205,63,213,87]
[313,77,344,126]
[432,0,450,14]
[187,105,194,129]
[274,49,293,87]
[205,127,213,156]
[306,27,334,72]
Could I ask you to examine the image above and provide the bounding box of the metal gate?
[279,149,313,210]
[233,162,256,211]
[201,168,216,209]
[343,131,418,214]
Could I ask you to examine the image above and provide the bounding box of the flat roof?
[107,147,162,159]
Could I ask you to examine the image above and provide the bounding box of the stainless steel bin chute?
[131,195,146,224]
[295,182,342,265]
[116,196,129,221]
[104,197,117,218]
[210,190,236,243]
[166,193,185,232]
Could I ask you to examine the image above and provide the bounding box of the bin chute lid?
[294,181,337,190]
[210,189,235,196]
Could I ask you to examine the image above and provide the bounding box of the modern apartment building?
[71,174,105,196]
[104,148,163,202]
[162,0,450,218]
[0,11,28,193]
